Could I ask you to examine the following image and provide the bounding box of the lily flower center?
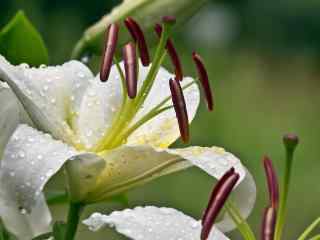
[73,16,213,153]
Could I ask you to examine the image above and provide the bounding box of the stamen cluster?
[99,16,214,144]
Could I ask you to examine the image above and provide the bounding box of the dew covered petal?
[0,55,93,144]
[72,64,123,149]
[0,124,78,238]
[83,206,229,240]
[0,82,32,157]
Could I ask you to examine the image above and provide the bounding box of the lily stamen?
[169,78,189,143]
[263,156,279,208]
[155,24,183,81]
[124,17,150,66]
[192,52,214,111]
[100,23,119,82]
[201,167,240,240]
[123,42,138,99]
[262,206,277,240]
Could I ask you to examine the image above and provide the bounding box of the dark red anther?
[154,24,183,81]
[100,23,119,82]
[263,156,279,208]
[124,17,150,66]
[261,206,277,240]
[201,168,240,240]
[123,42,138,99]
[169,79,189,143]
[192,52,214,111]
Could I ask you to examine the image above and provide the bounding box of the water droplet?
[77,72,85,78]
[51,98,56,104]
[19,207,28,215]
[19,151,25,158]
[37,154,43,160]
[9,171,15,177]
[43,85,49,91]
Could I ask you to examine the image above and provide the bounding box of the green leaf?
[0,10,49,66]
[31,232,52,240]
[45,190,69,205]
[110,193,129,207]
[72,0,208,59]
[53,221,67,240]
[0,221,17,240]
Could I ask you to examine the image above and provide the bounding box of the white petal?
[0,55,93,144]
[66,144,191,202]
[127,66,200,148]
[0,83,20,157]
[0,124,78,238]
[73,65,123,148]
[167,147,256,231]
[74,62,199,149]
[83,206,229,240]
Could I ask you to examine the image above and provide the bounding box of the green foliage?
[31,232,52,240]
[53,221,67,240]
[0,10,48,66]
[72,0,208,59]
[0,221,16,240]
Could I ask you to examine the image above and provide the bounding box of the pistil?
[274,134,299,240]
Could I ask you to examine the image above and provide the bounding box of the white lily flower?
[83,206,229,240]
[0,52,256,240]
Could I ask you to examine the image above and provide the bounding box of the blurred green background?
[1,0,320,239]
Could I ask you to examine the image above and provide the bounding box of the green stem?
[64,202,84,240]
[225,202,256,240]
[274,149,294,240]
[297,217,320,240]
[309,235,320,240]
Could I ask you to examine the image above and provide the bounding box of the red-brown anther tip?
[123,42,138,99]
[162,15,176,25]
[192,52,214,111]
[124,17,150,66]
[169,78,190,143]
[154,24,183,81]
[100,23,119,82]
[201,169,239,240]
[263,156,279,208]
[261,206,277,240]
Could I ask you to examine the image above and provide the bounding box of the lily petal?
[83,206,229,240]
[67,143,255,224]
[127,65,200,148]
[0,124,77,238]
[0,82,31,157]
[72,65,123,149]
[74,62,199,149]
[0,55,93,144]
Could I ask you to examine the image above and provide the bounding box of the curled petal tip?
[192,52,214,111]
[124,17,150,66]
[123,42,138,99]
[263,156,279,208]
[169,78,189,143]
[261,206,277,240]
[201,168,239,240]
[100,23,119,82]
